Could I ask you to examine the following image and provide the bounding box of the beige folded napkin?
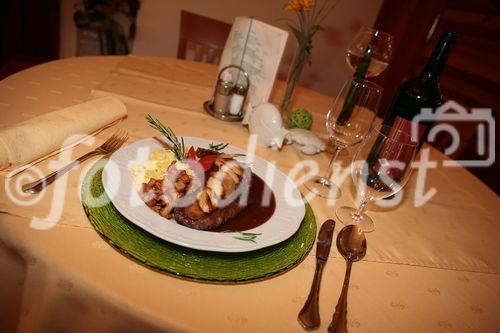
[0,96,127,171]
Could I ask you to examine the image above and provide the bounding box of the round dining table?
[0,55,499,333]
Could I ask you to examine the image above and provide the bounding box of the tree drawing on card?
[230,26,265,93]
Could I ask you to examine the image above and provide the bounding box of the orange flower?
[286,0,313,12]
[285,0,302,12]
[302,0,313,11]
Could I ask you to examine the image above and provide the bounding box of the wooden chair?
[177,10,232,64]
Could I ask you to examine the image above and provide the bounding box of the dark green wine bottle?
[382,31,458,145]
[376,32,457,199]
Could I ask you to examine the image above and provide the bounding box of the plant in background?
[280,0,338,117]
[74,0,141,55]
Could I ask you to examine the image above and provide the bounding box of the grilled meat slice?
[196,190,213,213]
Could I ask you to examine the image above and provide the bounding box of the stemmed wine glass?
[346,26,393,77]
[305,77,382,199]
[336,125,418,232]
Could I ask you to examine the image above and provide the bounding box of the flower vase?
[279,45,308,123]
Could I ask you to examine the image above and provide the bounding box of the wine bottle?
[382,31,458,145]
[372,31,457,198]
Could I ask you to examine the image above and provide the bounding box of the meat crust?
[173,200,246,230]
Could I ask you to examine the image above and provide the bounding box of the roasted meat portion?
[140,150,249,230]
[173,159,248,230]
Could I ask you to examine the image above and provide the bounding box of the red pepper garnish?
[198,154,217,171]
[187,146,196,160]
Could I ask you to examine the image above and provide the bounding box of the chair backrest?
[177,10,232,64]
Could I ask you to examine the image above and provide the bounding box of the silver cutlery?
[298,219,336,330]
[22,130,128,194]
[328,225,367,333]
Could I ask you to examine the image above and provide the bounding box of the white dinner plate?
[102,137,305,253]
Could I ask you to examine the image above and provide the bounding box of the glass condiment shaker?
[229,84,247,116]
[213,79,234,115]
[205,65,250,121]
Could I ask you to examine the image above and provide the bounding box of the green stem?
[280,43,309,117]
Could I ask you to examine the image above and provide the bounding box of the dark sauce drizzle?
[213,173,276,232]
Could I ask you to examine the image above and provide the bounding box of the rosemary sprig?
[233,232,262,243]
[209,142,246,157]
[209,142,229,151]
[146,114,185,159]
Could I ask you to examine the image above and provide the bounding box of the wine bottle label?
[392,115,427,142]
[372,116,423,181]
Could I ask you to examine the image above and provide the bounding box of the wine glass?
[346,26,393,77]
[305,77,382,199]
[336,125,418,232]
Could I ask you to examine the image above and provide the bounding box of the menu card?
[218,17,288,108]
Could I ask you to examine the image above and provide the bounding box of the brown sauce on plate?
[214,173,276,232]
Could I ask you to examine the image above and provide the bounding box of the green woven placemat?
[81,158,316,283]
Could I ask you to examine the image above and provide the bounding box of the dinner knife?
[298,219,336,330]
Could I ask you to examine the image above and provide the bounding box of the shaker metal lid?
[233,84,247,95]
[216,79,234,94]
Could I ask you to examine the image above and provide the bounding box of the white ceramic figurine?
[242,102,289,149]
[285,128,326,155]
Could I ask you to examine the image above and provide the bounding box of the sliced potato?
[197,190,213,213]
[205,188,219,207]
[221,173,237,197]
[207,173,224,197]
[231,166,243,177]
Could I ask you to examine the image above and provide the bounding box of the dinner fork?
[22,130,129,194]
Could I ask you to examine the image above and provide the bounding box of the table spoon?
[298,219,336,330]
[328,225,366,333]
